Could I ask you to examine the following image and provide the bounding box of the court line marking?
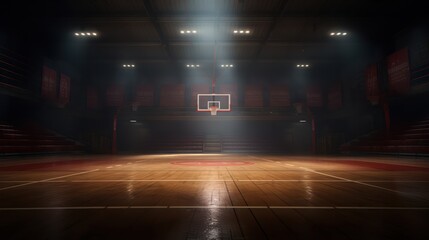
[1,179,429,183]
[248,156,408,195]
[0,169,99,191]
[0,206,428,211]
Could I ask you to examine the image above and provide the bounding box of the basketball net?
[210,105,218,116]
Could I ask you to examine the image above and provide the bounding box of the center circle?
[171,161,254,166]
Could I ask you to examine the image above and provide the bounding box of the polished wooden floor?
[1,154,429,240]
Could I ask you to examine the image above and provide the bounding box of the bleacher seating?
[341,117,429,155]
[0,122,84,155]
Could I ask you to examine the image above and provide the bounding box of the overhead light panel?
[74,32,98,37]
[186,64,200,68]
[330,32,348,37]
[233,29,251,35]
[181,29,197,35]
[297,64,310,68]
[123,64,135,68]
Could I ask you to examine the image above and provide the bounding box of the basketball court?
[1,154,428,239]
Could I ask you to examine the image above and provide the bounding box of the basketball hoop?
[210,105,218,116]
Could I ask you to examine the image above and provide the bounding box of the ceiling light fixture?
[123,64,135,68]
[186,64,201,68]
[180,29,198,35]
[220,64,234,68]
[75,32,98,37]
[330,32,348,37]
[234,29,251,35]
[297,64,310,68]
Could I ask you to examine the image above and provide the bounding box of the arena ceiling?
[2,0,425,77]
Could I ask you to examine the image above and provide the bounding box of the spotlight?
[245,30,250,34]
[336,32,341,35]
[192,30,197,33]
[92,32,97,36]
[74,33,79,36]
[127,65,131,67]
[191,65,194,67]
[230,64,233,67]
[305,64,309,67]
[80,32,85,36]
[297,64,300,67]
[186,64,190,67]
[233,30,238,33]
[239,30,244,33]
[342,32,347,35]
[130,120,137,123]
[131,64,135,67]
[196,65,200,67]
[186,30,191,33]
[330,32,335,36]
[299,120,307,123]
[221,65,224,67]
[180,30,185,34]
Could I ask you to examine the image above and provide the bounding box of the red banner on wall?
[41,66,57,101]
[106,85,125,107]
[191,83,210,107]
[58,74,70,106]
[328,84,342,111]
[269,84,290,107]
[160,84,185,107]
[219,84,238,107]
[244,84,264,108]
[365,64,379,104]
[87,88,98,109]
[306,86,323,107]
[387,48,410,95]
[133,84,154,108]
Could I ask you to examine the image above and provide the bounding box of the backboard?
[197,94,231,115]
